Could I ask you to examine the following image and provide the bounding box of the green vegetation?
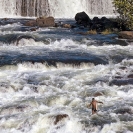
[113,0,133,30]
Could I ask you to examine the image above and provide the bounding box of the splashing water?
[0,18,133,133]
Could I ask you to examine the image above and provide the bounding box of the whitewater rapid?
[0,19,133,133]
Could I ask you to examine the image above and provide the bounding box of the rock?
[54,114,69,125]
[101,17,110,23]
[75,11,92,27]
[30,27,38,31]
[92,17,101,24]
[127,74,133,78]
[109,79,133,86]
[115,108,132,114]
[2,18,8,21]
[25,20,37,27]
[118,31,133,39]
[16,35,35,45]
[36,16,55,27]
[93,92,103,97]
[119,67,127,70]
[114,76,122,79]
[62,24,71,28]
[91,23,104,32]
[77,32,88,35]
[24,16,55,27]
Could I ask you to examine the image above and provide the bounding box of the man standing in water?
[87,98,103,115]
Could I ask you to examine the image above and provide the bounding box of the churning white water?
[0,0,114,18]
[0,20,133,133]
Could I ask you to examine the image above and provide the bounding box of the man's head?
[92,98,95,101]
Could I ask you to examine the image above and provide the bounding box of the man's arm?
[87,102,92,108]
[97,101,103,104]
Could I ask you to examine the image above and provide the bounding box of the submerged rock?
[114,108,132,114]
[127,74,133,78]
[109,79,133,86]
[54,114,69,125]
[93,92,103,97]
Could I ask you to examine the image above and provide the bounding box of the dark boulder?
[127,74,133,78]
[75,11,92,27]
[101,17,110,23]
[109,79,133,86]
[90,17,104,32]
[114,108,132,114]
[93,92,103,97]
[54,114,69,125]
[91,23,104,32]
[92,17,101,24]
[91,17,120,32]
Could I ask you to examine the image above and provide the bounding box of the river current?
[0,18,133,133]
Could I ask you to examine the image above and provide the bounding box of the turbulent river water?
[0,18,133,133]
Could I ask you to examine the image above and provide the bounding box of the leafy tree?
[113,0,133,30]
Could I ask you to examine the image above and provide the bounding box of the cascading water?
[48,0,115,18]
[0,0,114,18]
[0,0,18,17]
[1,1,133,133]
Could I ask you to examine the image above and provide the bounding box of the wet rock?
[36,16,55,27]
[75,11,92,27]
[91,17,104,32]
[24,16,55,27]
[118,31,133,39]
[93,92,103,97]
[127,74,133,78]
[119,66,127,70]
[114,76,123,79]
[25,20,37,27]
[30,27,38,31]
[101,17,110,23]
[62,24,71,28]
[54,114,69,125]
[16,35,35,45]
[115,108,132,114]
[92,17,101,24]
[2,18,8,21]
[109,79,133,86]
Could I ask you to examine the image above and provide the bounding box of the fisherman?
[87,98,103,115]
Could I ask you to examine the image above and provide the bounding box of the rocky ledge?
[25,16,55,27]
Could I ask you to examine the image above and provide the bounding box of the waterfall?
[48,0,115,18]
[0,0,18,17]
[0,0,114,18]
